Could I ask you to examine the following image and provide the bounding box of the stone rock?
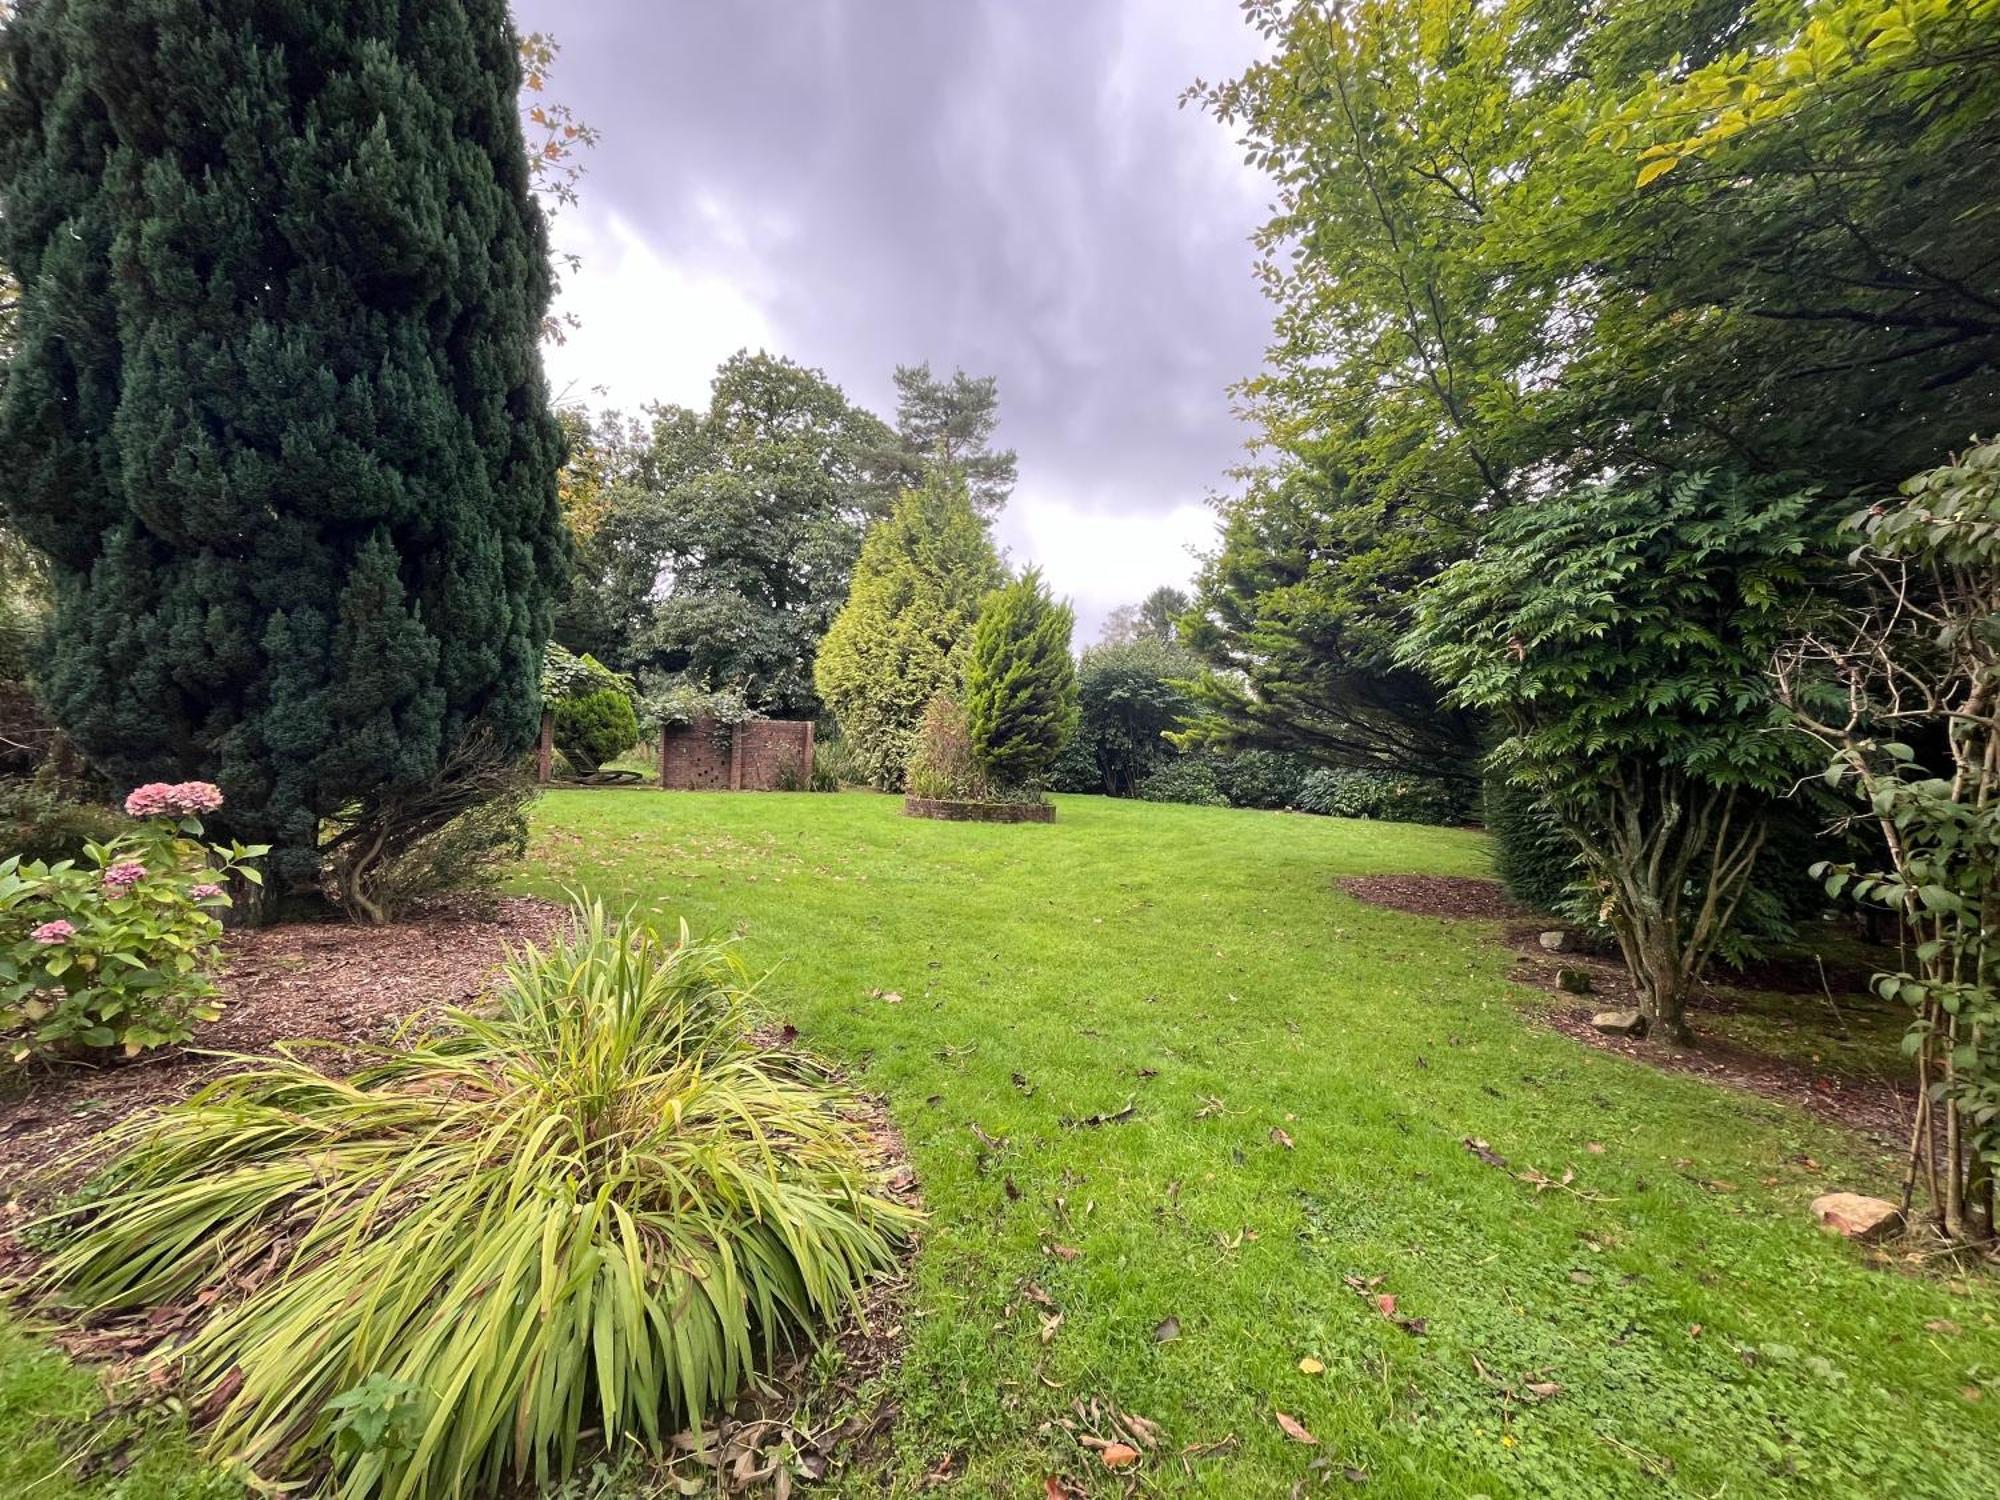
[1591,1009,1647,1038]
[1557,967,1594,995]
[1538,930,1570,952]
[1811,1192,1904,1243]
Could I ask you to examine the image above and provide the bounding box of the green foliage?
[811,729,866,791]
[962,569,1078,792]
[362,774,535,919]
[0,778,129,864]
[904,694,989,803]
[1209,749,1311,811]
[575,354,892,713]
[1136,756,1228,808]
[1,797,263,1063]
[1098,586,1190,648]
[1183,0,1999,795]
[1068,637,1201,796]
[814,475,1005,789]
[552,689,640,772]
[1402,471,1832,1038]
[1792,437,2000,1237]
[0,2,569,890]
[1298,766,1467,827]
[31,902,916,1499]
[863,363,1018,521]
[1480,771,1582,914]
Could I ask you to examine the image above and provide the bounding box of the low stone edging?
[902,796,1055,824]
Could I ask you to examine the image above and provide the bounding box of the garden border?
[902,796,1054,824]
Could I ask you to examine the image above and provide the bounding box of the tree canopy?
[814,475,1005,788]
[864,362,1018,520]
[0,0,567,894]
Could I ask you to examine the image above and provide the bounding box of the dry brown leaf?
[1270,1127,1295,1150]
[1100,1442,1140,1469]
[1274,1410,1318,1445]
[1298,1356,1325,1375]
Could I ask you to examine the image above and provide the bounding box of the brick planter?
[903,795,1055,824]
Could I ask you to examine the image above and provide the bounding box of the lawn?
[515,789,2000,1498]
[4,789,1995,1499]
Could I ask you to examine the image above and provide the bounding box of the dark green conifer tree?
[0,0,568,895]
[963,568,1078,791]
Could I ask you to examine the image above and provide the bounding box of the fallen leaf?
[1343,1465,1370,1484]
[1523,1380,1563,1401]
[1153,1316,1181,1343]
[1100,1442,1140,1470]
[1463,1137,1509,1169]
[1039,1311,1064,1344]
[1047,1243,1081,1262]
[1067,1100,1137,1128]
[1022,1282,1057,1309]
[1270,1127,1295,1150]
[1298,1356,1325,1375]
[1586,1142,1605,1154]
[1926,1319,1961,1335]
[1274,1410,1318,1445]
[1375,1294,1398,1318]
[1688,1323,1703,1338]
[1044,1477,1086,1500]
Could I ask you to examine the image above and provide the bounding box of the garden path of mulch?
[1338,874,1917,1148]
[0,895,922,1497]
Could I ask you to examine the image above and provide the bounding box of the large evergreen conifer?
[0,0,567,893]
[813,475,1003,789]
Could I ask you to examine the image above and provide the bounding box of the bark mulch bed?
[1336,874,1532,922]
[0,895,568,1204]
[0,896,922,1497]
[1338,874,1916,1146]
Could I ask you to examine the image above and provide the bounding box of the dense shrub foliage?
[1297,767,1466,826]
[1404,472,1832,1042]
[815,476,1004,789]
[1210,749,1312,811]
[1136,756,1228,808]
[1,783,263,1063]
[32,904,916,1498]
[963,570,1078,792]
[1063,637,1201,795]
[905,694,989,802]
[0,776,129,865]
[0,2,569,892]
[1480,772,1581,914]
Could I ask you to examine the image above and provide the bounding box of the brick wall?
[658,717,814,791]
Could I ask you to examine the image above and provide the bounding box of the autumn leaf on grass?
[1270,1127,1295,1150]
[1274,1410,1318,1444]
[1099,1443,1140,1470]
[1153,1315,1181,1343]
[1298,1356,1325,1375]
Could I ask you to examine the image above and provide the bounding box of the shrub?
[812,729,865,789]
[1,782,265,1063]
[1212,749,1311,810]
[1068,637,1201,795]
[1296,767,1468,826]
[814,475,1005,789]
[30,903,916,1499]
[963,568,1078,790]
[362,775,536,919]
[1481,771,1582,913]
[553,687,640,772]
[0,777,131,864]
[1136,756,1228,807]
[905,693,990,802]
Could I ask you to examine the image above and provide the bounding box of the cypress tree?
[0,0,568,896]
[963,568,1078,791]
[813,475,1004,789]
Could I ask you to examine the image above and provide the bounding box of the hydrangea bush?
[1,782,265,1063]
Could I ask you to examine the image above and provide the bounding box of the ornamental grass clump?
[30,902,917,1499]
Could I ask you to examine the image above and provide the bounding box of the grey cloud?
[514,0,1269,535]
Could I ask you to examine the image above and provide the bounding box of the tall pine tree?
[0,0,568,897]
[963,569,1077,791]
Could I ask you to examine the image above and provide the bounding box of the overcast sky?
[511,0,1273,643]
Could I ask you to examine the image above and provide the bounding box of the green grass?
[5,789,1996,1497]
[521,790,2000,1498]
[0,1317,231,1500]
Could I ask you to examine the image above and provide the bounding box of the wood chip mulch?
[0,896,568,1205]
[1337,874,1532,921]
[1338,874,1916,1145]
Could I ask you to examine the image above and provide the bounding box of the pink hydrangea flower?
[102,861,148,890]
[124,781,225,819]
[31,920,76,945]
[190,883,225,901]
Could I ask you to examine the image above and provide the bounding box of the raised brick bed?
[902,796,1055,824]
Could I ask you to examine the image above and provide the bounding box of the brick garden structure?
[658,717,814,791]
